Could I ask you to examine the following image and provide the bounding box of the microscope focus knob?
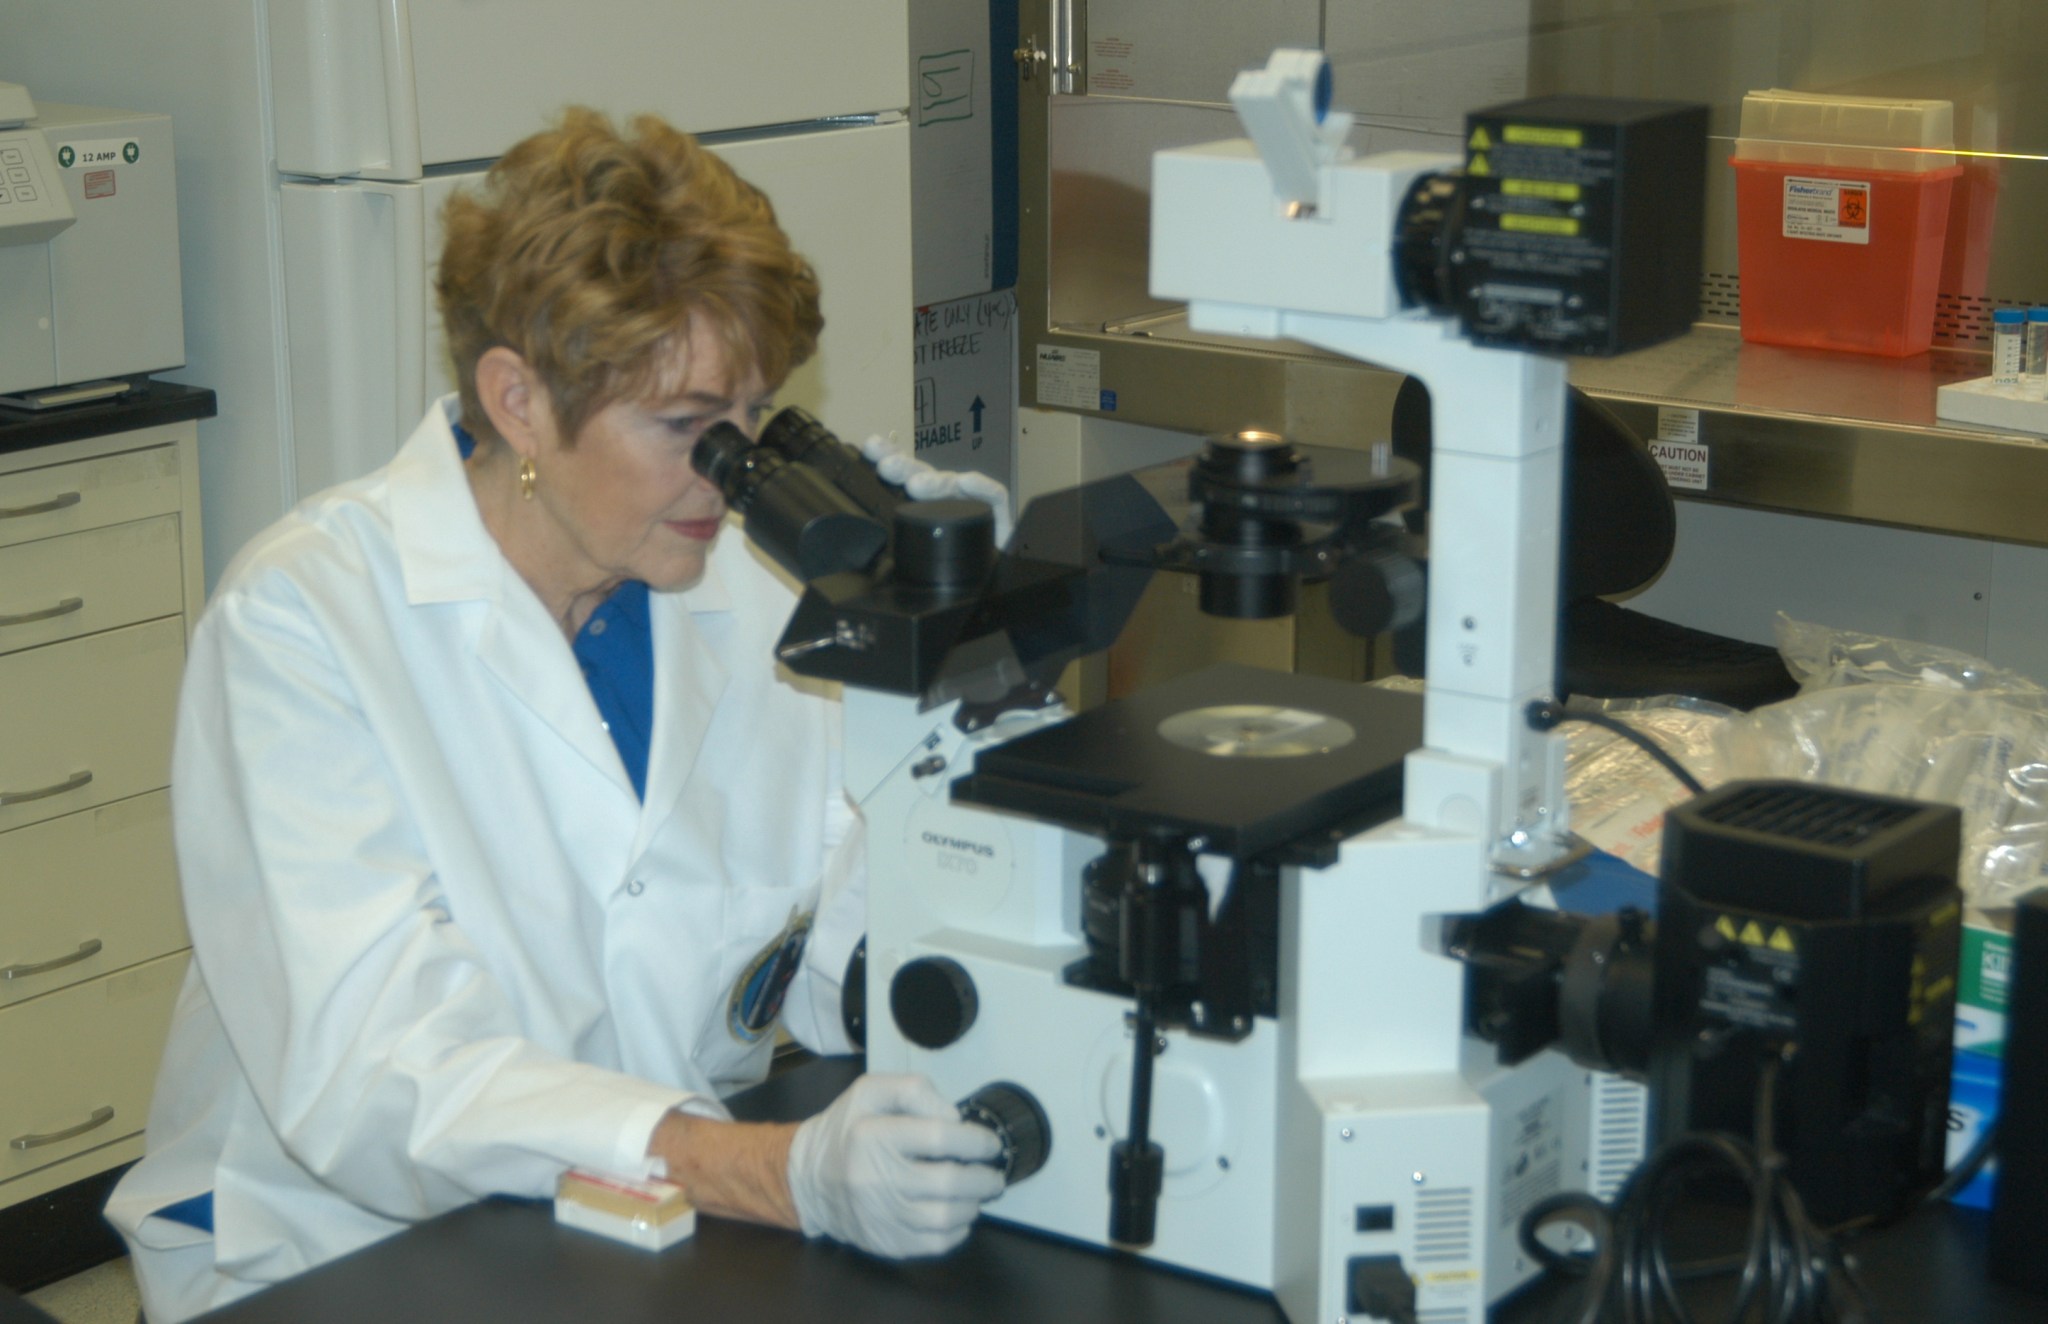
[957,1081,1053,1185]
[890,955,979,1049]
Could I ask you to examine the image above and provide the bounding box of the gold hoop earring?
[518,457,537,501]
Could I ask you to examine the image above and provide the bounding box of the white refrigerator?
[0,0,913,584]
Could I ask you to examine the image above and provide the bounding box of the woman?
[107,109,1001,1322]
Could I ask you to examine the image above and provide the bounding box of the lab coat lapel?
[635,559,733,859]
[474,597,637,798]
[389,399,636,800]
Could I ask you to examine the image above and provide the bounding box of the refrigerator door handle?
[374,0,426,179]
[390,182,428,439]
[270,0,423,179]
[279,181,430,499]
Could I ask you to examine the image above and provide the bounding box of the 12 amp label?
[1782,175,1872,244]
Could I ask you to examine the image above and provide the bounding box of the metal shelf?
[1026,315,2048,549]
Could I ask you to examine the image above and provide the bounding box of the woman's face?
[536,317,770,594]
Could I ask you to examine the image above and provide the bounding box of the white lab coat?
[106,400,864,1323]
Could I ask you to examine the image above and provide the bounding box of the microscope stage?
[952,663,1420,859]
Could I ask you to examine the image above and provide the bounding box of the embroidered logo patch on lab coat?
[728,907,813,1042]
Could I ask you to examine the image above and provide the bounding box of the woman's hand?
[785,1073,1005,1257]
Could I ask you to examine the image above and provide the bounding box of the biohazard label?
[1782,176,1871,244]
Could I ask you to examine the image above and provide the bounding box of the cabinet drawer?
[0,516,184,658]
[0,618,183,834]
[0,950,187,1184]
[0,445,181,551]
[0,792,185,1010]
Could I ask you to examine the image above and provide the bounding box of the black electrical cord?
[1518,1054,1876,1324]
[1518,1190,1616,1324]
[1527,700,1708,796]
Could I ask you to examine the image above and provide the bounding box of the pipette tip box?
[553,1169,697,1250]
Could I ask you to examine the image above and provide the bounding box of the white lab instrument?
[795,51,1643,1324]
[0,83,183,407]
[0,1,914,583]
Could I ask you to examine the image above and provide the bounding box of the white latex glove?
[786,1073,1006,1258]
[859,434,1014,546]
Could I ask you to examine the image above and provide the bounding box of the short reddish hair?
[436,107,823,444]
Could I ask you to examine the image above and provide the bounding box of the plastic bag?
[1715,615,2048,910]
[1367,676,1728,877]
[1563,695,1732,878]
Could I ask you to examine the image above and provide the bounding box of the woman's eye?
[664,415,706,438]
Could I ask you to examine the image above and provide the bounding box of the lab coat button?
[626,879,646,896]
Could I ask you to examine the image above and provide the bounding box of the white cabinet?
[0,413,203,1209]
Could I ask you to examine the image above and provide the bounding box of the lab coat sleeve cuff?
[636,1093,734,1181]
[605,1085,699,1180]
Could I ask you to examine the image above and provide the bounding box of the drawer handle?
[10,1106,115,1151]
[0,491,82,520]
[0,597,84,628]
[0,938,104,981]
[0,769,93,807]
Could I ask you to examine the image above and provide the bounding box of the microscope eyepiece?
[690,417,888,581]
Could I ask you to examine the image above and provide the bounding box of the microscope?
[698,51,1963,1324]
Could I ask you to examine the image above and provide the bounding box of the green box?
[1956,913,2014,1056]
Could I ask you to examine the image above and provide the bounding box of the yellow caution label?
[1500,213,1577,236]
[1714,913,1799,952]
[1469,152,1492,177]
[1469,127,1493,151]
[1503,178,1581,202]
[1504,124,1584,149]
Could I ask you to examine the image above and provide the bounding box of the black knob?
[890,956,979,1049]
[1108,1139,1165,1247]
[957,1081,1052,1185]
[892,499,995,589]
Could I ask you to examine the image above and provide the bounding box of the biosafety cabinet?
[1015,1,2048,688]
